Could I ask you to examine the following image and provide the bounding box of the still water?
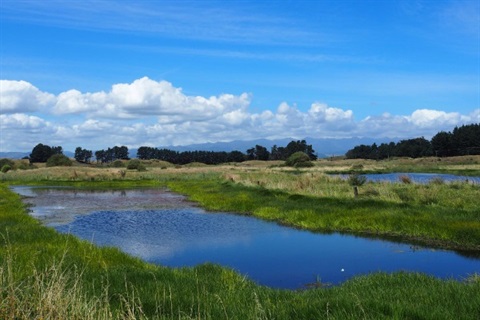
[13,186,480,289]
[338,172,480,184]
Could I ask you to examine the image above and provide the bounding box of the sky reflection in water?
[14,186,480,289]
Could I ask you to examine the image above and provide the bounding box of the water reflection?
[13,186,480,289]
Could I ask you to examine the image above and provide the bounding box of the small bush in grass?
[1,164,12,173]
[285,152,313,167]
[0,158,15,169]
[46,154,72,167]
[126,159,147,171]
[17,162,35,170]
[111,160,125,168]
[348,173,367,198]
[348,173,367,187]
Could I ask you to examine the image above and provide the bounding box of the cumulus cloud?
[53,77,252,121]
[308,103,353,123]
[409,109,466,128]
[0,113,49,130]
[0,113,58,151]
[0,77,478,152]
[358,108,478,138]
[54,89,107,114]
[0,80,55,113]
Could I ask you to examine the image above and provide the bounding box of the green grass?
[167,173,480,251]
[1,166,480,318]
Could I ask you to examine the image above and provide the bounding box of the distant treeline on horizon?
[345,124,480,159]
[20,123,480,165]
[26,140,317,165]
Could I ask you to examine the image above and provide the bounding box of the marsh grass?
[319,155,480,176]
[171,170,480,250]
[1,158,480,318]
[2,243,480,320]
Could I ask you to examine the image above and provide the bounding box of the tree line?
[346,124,480,160]
[27,140,317,165]
[137,140,317,164]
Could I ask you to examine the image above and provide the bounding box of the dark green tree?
[246,145,270,160]
[285,140,317,160]
[113,146,129,160]
[227,150,246,162]
[431,131,453,157]
[29,143,63,163]
[270,145,284,160]
[395,137,432,158]
[451,124,480,155]
[95,150,106,163]
[74,147,93,163]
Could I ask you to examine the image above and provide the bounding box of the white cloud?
[358,108,478,139]
[54,89,106,114]
[470,109,480,122]
[0,80,55,113]
[53,77,253,121]
[409,109,466,128]
[0,113,58,151]
[0,78,478,152]
[0,113,49,129]
[308,103,352,122]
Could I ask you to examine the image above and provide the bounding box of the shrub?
[46,154,72,167]
[348,173,367,187]
[0,158,15,169]
[126,159,147,171]
[111,160,125,168]
[285,152,312,167]
[1,164,12,173]
[17,162,34,170]
[348,173,367,198]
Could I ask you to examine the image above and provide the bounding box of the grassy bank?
[165,171,480,252]
[1,159,480,318]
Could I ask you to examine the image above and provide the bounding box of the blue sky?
[1,0,479,152]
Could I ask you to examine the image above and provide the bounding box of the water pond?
[337,172,480,184]
[13,186,480,289]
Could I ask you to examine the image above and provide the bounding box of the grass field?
[1,156,480,319]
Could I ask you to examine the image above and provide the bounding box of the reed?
[1,159,480,319]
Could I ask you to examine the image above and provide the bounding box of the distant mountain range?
[157,137,398,158]
[1,137,398,159]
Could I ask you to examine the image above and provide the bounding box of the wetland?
[13,185,480,289]
[2,156,480,319]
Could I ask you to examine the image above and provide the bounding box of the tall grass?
[1,161,480,319]
[2,240,480,319]
[169,171,480,251]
